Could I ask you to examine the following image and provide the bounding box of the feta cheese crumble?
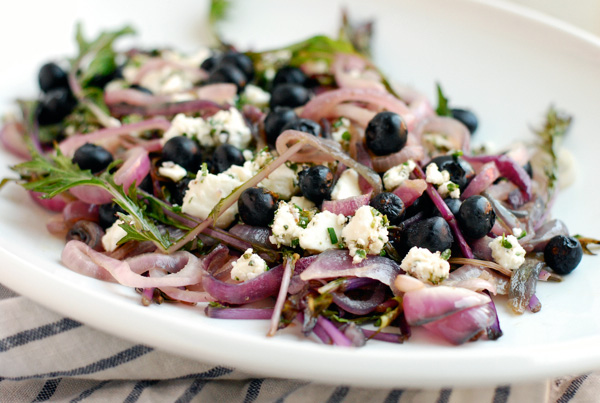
[242,84,271,106]
[102,220,127,252]
[230,248,268,282]
[437,181,461,199]
[331,117,351,144]
[383,160,416,191]
[158,161,187,182]
[181,168,241,228]
[162,113,214,147]
[299,211,346,253]
[331,168,362,200]
[425,163,450,185]
[488,234,526,271]
[400,247,450,284]
[269,201,304,247]
[341,206,389,263]
[290,196,316,211]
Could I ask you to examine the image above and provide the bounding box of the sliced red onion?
[528,294,542,313]
[362,328,406,344]
[331,283,386,315]
[29,191,70,212]
[197,83,238,104]
[61,240,205,287]
[0,121,29,159]
[300,87,416,131]
[62,201,99,224]
[461,162,500,199]
[316,316,353,347]
[403,286,491,326]
[229,224,277,249]
[321,193,371,216]
[159,287,215,303]
[300,249,402,287]
[332,53,385,91]
[268,256,295,336]
[104,88,170,106]
[508,258,544,314]
[355,143,374,194]
[464,154,532,202]
[392,179,427,207]
[470,236,494,261]
[538,270,551,281]
[131,58,207,85]
[423,304,495,345]
[442,264,508,295]
[481,191,522,233]
[522,219,569,252]
[59,118,171,156]
[413,116,470,154]
[205,306,274,319]
[484,291,503,340]
[276,130,383,194]
[340,323,367,347]
[288,255,319,294]
[372,144,425,173]
[46,215,68,235]
[393,274,426,294]
[66,220,104,251]
[392,83,435,123]
[109,99,225,118]
[332,104,376,128]
[70,147,151,204]
[201,263,284,305]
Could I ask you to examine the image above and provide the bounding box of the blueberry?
[272,66,307,88]
[281,118,321,137]
[444,198,462,217]
[98,202,126,229]
[171,178,191,206]
[427,155,475,191]
[129,84,153,94]
[72,143,114,174]
[457,195,496,239]
[365,112,408,156]
[207,64,248,92]
[270,83,310,109]
[298,165,334,204]
[264,107,298,145]
[38,62,69,93]
[162,136,203,172]
[544,235,583,274]
[36,88,77,125]
[402,216,454,253]
[370,192,405,225]
[451,108,478,135]
[139,174,154,194]
[212,144,245,173]
[523,161,533,178]
[220,51,255,82]
[403,193,435,220]
[87,66,123,89]
[238,187,278,227]
[200,55,219,72]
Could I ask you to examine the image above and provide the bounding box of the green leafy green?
[436,83,451,117]
[10,149,174,251]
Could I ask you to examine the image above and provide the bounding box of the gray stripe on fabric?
[32,378,61,402]
[243,378,265,403]
[0,318,82,352]
[176,366,235,380]
[326,386,350,403]
[5,345,153,380]
[383,388,404,403]
[492,385,510,403]
[69,380,111,403]
[556,374,589,403]
[174,378,208,403]
[0,284,18,300]
[436,388,452,403]
[124,380,160,403]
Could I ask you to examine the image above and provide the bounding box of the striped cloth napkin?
[0,283,592,403]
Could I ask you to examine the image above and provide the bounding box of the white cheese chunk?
[209,107,252,149]
[331,117,351,144]
[230,248,268,282]
[400,246,450,284]
[158,161,187,182]
[269,201,304,247]
[488,235,526,271]
[181,169,241,228]
[437,181,461,199]
[102,220,127,252]
[331,168,362,200]
[243,84,271,106]
[299,211,346,253]
[162,113,214,147]
[341,206,389,264]
[383,160,416,191]
[425,163,450,186]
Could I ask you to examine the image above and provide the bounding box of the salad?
[1,9,598,348]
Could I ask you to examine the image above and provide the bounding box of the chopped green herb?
[327,227,338,244]
[291,239,300,248]
[501,234,513,249]
[441,249,452,260]
[436,83,451,117]
[355,249,367,259]
[341,131,351,141]
[517,230,527,240]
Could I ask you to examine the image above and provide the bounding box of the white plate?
[1,0,600,388]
